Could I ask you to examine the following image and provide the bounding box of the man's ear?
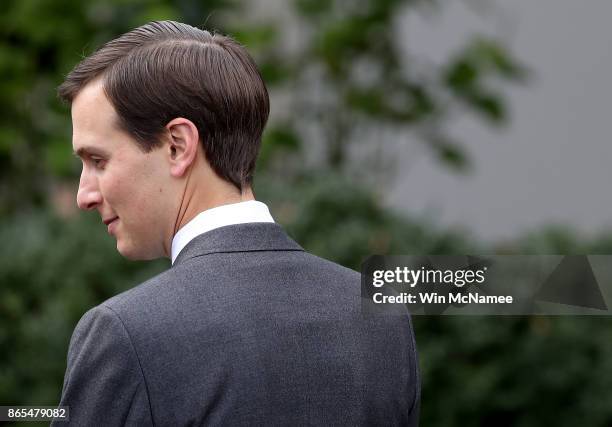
[164,118,200,177]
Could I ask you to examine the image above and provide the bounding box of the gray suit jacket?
[55,223,419,426]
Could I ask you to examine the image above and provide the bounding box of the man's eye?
[91,158,106,168]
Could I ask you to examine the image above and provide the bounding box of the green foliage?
[258,122,301,169]
[414,316,612,427]
[445,37,527,125]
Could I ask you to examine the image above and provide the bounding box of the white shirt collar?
[170,200,274,264]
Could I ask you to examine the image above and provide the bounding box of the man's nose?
[76,173,102,211]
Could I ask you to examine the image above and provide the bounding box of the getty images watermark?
[361,256,612,315]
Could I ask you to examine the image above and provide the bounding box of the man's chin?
[116,240,159,261]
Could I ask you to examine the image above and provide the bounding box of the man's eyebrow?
[73,146,109,158]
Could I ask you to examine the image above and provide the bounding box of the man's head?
[60,21,269,260]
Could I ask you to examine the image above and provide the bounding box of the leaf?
[469,92,505,123]
[445,59,479,92]
[259,123,301,167]
[427,134,470,172]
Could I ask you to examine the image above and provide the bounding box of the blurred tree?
[246,0,526,180]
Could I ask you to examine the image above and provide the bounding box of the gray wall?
[388,0,612,241]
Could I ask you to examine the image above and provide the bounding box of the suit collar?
[170,201,275,264]
[172,222,304,266]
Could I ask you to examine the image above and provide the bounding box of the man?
[54,21,419,426]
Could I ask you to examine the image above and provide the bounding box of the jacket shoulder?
[99,267,180,319]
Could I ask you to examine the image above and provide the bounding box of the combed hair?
[58,21,270,190]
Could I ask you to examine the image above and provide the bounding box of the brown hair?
[58,21,269,191]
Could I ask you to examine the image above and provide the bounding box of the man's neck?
[169,198,275,264]
[164,183,255,258]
